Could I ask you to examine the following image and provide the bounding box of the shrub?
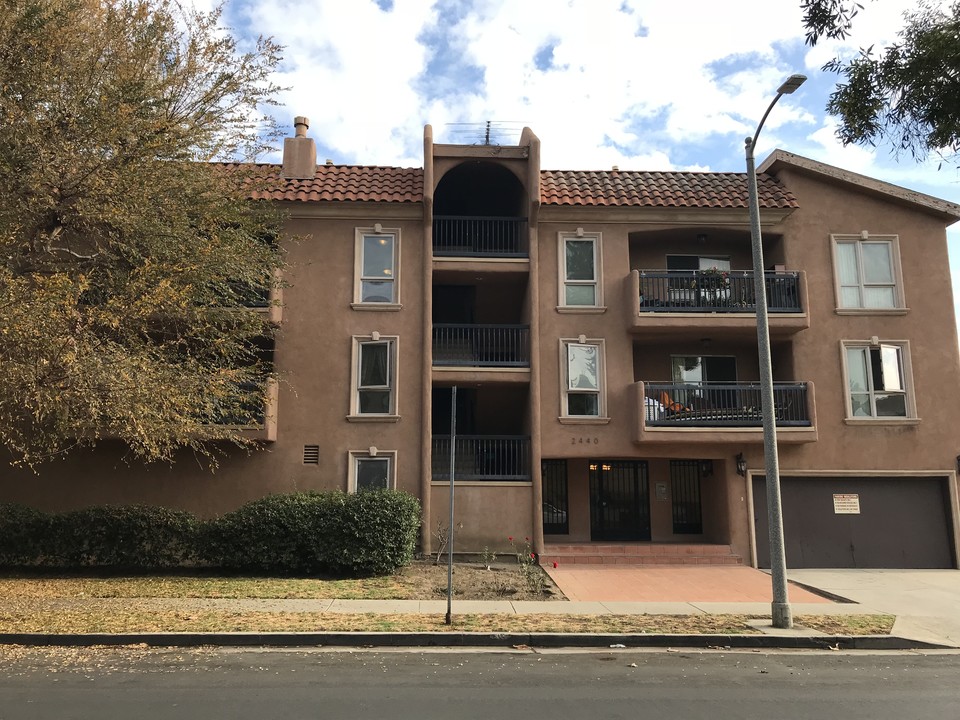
[0,490,421,576]
[197,492,341,574]
[199,490,421,576]
[0,504,51,567]
[329,490,421,576]
[47,505,199,569]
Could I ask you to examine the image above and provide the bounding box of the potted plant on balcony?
[694,266,731,289]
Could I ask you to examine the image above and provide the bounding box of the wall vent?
[302,445,320,464]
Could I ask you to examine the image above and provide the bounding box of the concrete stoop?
[540,543,743,567]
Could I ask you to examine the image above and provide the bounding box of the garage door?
[753,476,956,569]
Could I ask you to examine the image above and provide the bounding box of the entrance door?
[590,460,650,541]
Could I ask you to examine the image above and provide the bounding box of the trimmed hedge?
[198,490,421,576]
[0,490,421,576]
[50,505,199,569]
[0,504,50,567]
[0,504,198,569]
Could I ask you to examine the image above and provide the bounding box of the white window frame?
[348,450,397,492]
[348,335,400,421]
[840,340,918,423]
[558,337,609,423]
[558,231,604,312]
[353,226,401,310]
[831,233,905,313]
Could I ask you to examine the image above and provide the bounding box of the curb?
[0,632,949,651]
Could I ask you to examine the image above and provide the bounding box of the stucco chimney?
[281,116,317,179]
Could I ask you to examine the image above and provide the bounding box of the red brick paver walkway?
[545,565,831,603]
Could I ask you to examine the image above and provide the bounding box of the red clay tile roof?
[540,170,798,209]
[230,163,425,203]
[229,163,797,209]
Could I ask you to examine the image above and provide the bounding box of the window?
[349,336,399,419]
[348,451,396,492]
[670,356,737,408]
[671,356,737,384]
[845,343,910,418]
[666,255,731,273]
[354,228,399,307]
[560,339,606,420]
[559,232,602,308]
[833,234,902,310]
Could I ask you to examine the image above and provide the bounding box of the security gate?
[541,459,569,535]
[670,460,704,534]
[590,460,650,541]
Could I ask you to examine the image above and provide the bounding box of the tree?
[802,0,960,161]
[0,0,287,467]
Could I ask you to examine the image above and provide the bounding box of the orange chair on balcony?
[659,390,690,414]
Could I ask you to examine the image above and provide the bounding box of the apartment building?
[6,120,960,570]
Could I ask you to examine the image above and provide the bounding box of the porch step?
[540,543,743,567]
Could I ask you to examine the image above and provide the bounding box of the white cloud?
[209,0,960,329]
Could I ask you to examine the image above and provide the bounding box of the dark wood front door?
[590,460,650,541]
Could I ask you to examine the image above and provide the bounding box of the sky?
[203,0,960,325]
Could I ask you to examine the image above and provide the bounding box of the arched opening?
[433,162,527,256]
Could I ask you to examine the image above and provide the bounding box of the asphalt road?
[1,647,958,720]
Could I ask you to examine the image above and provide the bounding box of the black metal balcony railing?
[637,271,801,313]
[433,216,527,257]
[644,382,810,427]
[432,435,531,481]
[433,324,530,367]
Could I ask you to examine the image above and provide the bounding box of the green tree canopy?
[0,0,287,467]
[802,0,960,161]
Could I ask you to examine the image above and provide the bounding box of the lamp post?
[744,73,806,630]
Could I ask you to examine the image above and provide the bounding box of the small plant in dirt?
[480,546,497,570]
[433,520,462,565]
[508,536,547,595]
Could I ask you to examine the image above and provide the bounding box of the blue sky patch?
[414,0,485,101]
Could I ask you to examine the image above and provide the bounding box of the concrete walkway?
[788,569,960,649]
[544,565,830,603]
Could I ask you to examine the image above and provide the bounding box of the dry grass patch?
[0,563,561,602]
[0,603,894,636]
[796,614,895,635]
[0,607,758,634]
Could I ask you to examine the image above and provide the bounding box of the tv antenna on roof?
[445,120,526,146]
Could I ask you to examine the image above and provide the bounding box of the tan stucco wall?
[4,146,959,566]
[429,483,532,552]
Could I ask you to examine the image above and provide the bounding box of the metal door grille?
[541,459,569,535]
[670,460,703,534]
[589,460,650,541]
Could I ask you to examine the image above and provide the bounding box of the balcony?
[627,270,808,337]
[432,435,531,482]
[433,216,527,258]
[632,381,817,444]
[227,270,283,324]
[211,378,278,442]
[433,324,530,376]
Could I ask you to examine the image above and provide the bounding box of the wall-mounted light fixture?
[735,453,747,477]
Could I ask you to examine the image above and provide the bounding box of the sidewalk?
[2,567,958,650]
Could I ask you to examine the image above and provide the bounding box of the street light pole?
[744,73,806,630]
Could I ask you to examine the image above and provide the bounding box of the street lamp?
[744,73,806,630]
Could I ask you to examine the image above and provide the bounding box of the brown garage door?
[753,476,956,568]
